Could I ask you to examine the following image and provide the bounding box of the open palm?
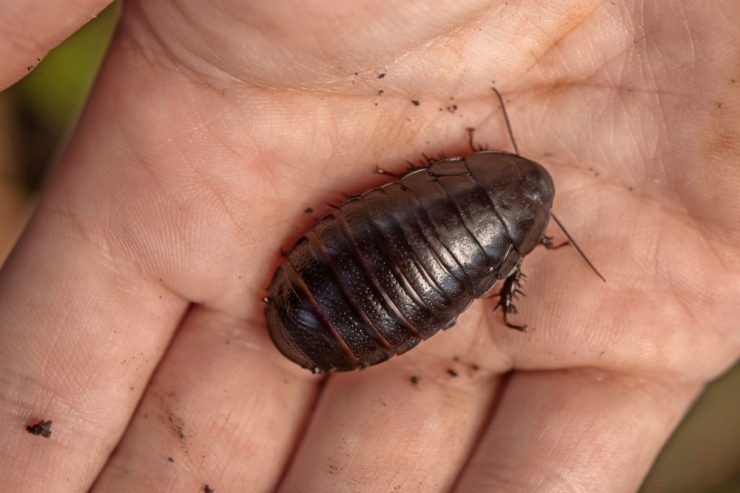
[1,1,738,491]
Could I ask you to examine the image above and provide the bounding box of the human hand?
[1,1,739,491]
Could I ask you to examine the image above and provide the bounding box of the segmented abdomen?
[265,158,519,372]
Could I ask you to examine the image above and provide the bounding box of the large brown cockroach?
[264,88,604,373]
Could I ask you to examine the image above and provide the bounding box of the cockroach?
[264,87,604,373]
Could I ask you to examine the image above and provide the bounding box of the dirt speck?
[204,485,214,493]
[446,104,458,114]
[304,207,313,213]
[411,99,420,106]
[168,456,175,463]
[377,89,384,96]
[164,407,186,442]
[410,376,419,386]
[447,369,459,377]
[378,72,386,79]
[470,363,480,371]
[26,419,52,438]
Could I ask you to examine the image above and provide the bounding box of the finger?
[0,38,194,493]
[278,313,506,492]
[0,0,113,89]
[0,206,189,490]
[454,369,700,493]
[92,307,318,492]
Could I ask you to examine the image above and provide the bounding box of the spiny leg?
[466,127,488,152]
[377,159,432,176]
[540,234,568,250]
[421,153,435,165]
[493,268,527,331]
[375,166,404,178]
[467,127,475,152]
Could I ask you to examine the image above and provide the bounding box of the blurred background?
[0,3,738,491]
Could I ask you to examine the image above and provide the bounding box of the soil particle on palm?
[169,413,185,440]
[410,376,419,386]
[447,368,459,377]
[204,485,214,493]
[26,419,52,438]
[378,73,386,79]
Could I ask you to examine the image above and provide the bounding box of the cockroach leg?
[375,166,403,178]
[466,127,488,152]
[540,234,568,249]
[466,127,476,152]
[493,268,527,331]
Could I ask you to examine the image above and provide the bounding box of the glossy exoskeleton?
[264,148,555,373]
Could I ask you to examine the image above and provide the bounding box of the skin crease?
[0,0,739,491]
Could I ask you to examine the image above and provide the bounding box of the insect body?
[265,151,555,372]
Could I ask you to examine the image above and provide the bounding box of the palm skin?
[0,1,738,492]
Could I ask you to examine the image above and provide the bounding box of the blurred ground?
[0,93,32,259]
[641,367,740,493]
[0,4,737,491]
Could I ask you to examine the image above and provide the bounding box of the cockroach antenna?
[492,85,520,155]
[493,84,605,283]
[550,213,606,282]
